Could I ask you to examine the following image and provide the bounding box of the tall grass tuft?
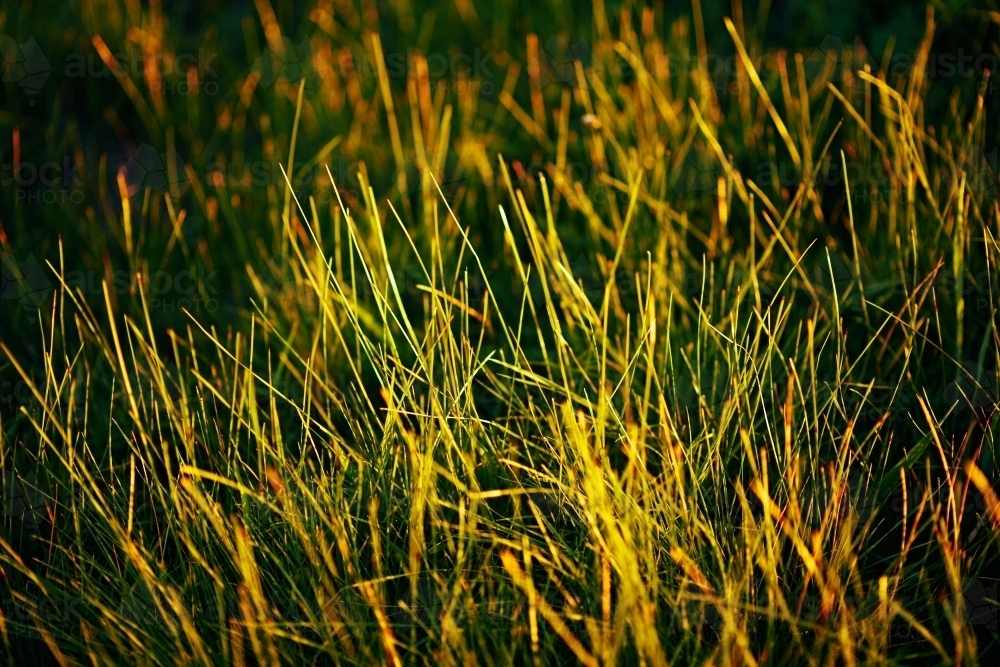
[2,1,998,664]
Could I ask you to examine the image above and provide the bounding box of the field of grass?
[2,0,999,664]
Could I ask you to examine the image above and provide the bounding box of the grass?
[1,0,999,664]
